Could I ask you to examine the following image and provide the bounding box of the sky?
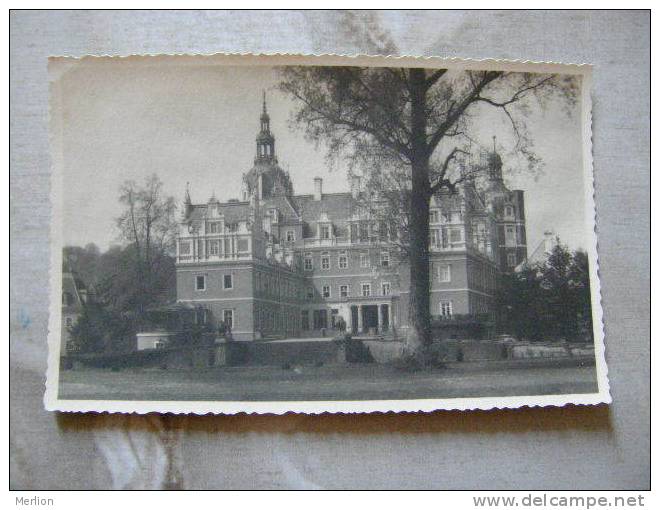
[57,61,588,254]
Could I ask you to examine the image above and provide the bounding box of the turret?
[255,90,276,164]
[243,92,293,199]
[183,182,193,219]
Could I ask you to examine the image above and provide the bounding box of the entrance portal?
[362,305,378,334]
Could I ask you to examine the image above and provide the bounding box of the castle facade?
[175,97,527,341]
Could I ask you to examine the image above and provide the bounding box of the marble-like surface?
[10,10,650,489]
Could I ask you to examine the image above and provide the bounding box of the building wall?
[176,261,256,340]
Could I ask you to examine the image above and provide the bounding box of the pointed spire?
[492,135,497,152]
[184,181,191,204]
[262,89,267,114]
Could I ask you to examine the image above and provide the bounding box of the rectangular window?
[339,285,349,298]
[430,229,440,248]
[430,210,439,223]
[223,274,233,289]
[321,251,330,270]
[338,251,348,269]
[381,251,390,267]
[361,283,371,297]
[439,301,453,317]
[195,275,206,291]
[209,222,219,233]
[359,223,369,242]
[331,309,339,328]
[209,240,219,255]
[439,264,451,282]
[304,253,313,271]
[223,309,234,329]
[505,225,516,246]
[322,285,331,298]
[378,221,388,241]
[381,282,391,296]
[307,286,315,300]
[441,227,449,248]
[450,228,462,243]
[321,225,331,239]
[179,241,191,255]
[301,310,310,330]
[286,230,295,242]
[507,252,517,267]
[350,223,358,243]
[360,252,370,268]
[313,309,328,329]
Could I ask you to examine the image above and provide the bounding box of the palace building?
[175,96,527,341]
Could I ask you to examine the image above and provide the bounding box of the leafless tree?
[116,174,177,316]
[280,66,577,362]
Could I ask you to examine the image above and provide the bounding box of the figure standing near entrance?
[337,316,346,333]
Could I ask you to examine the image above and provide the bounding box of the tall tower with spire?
[255,90,277,164]
[242,92,293,200]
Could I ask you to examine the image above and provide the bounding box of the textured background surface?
[10,10,650,489]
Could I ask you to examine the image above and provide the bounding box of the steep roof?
[292,192,357,237]
[187,201,252,225]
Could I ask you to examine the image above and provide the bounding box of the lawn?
[58,358,599,402]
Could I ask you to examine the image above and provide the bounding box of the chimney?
[351,175,361,199]
[313,177,323,201]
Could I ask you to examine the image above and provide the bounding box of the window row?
[429,227,464,249]
[304,250,390,271]
[429,210,463,224]
[194,274,233,291]
[180,238,250,257]
[309,282,392,300]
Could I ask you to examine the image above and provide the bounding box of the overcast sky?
[57,61,587,254]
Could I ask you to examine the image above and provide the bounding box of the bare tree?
[116,174,177,317]
[280,66,577,363]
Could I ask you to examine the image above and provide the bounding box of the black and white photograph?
[45,54,607,414]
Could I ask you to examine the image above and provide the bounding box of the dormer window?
[320,224,331,240]
[269,209,278,223]
[504,205,515,218]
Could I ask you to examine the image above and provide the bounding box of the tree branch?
[426,71,503,156]
[425,69,448,89]
[429,147,468,194]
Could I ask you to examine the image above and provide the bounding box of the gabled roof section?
[292,192,357,238]
[262,194,302,225]
[187,201,251,224]
[293,192,356,223]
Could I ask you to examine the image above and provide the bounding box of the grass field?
[58,357,599,402]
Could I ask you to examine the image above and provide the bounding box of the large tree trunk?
[405,69,433,364]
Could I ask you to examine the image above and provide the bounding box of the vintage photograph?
[46,54,608,413]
